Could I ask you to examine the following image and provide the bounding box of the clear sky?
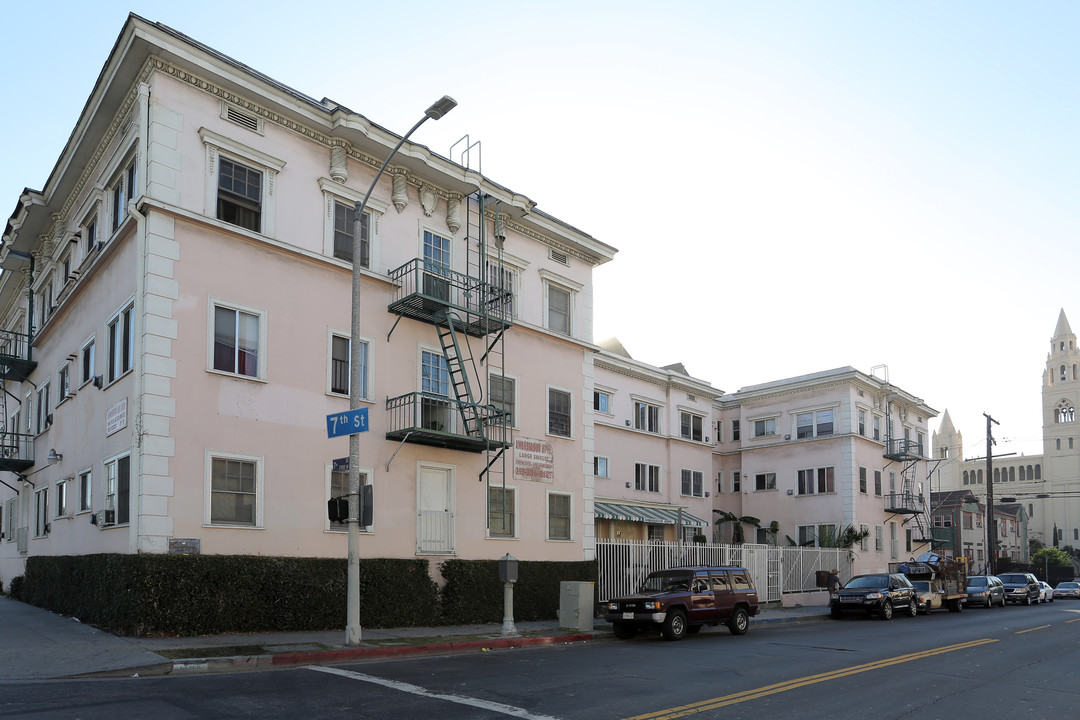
[3,1,1077,460]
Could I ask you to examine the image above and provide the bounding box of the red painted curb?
[270,633,595,666]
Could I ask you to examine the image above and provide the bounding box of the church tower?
[1041,309,1080,547]
[932,409,963,490]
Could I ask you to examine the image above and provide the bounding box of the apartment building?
[0,15,616,586]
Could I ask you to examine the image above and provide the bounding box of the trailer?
[891,552,967,614]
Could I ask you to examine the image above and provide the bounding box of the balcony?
[0,432,35,473]
[385,392,511,453]
[883,437,924,461]
[0,328,36,381]
[387,259,513,338]
[884,492,925,514]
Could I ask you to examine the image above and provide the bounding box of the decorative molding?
[391,172,408,213]
[419,184,437,217]
[329,140,349,183]
[446,195,461,234]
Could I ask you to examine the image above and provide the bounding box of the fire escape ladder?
[435,311,483,438]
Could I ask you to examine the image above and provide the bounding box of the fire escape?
[384,191,513,492]
[883,436,940,547]
[0,324,37,553]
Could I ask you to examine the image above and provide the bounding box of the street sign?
[327,407,369,438]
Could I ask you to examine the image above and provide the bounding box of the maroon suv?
[604,566,760,641]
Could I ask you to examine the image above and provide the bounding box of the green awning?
[594,501,707,527]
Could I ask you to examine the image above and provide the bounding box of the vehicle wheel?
[880,600,893,620]
[687,624,703,634]
[728,608,750,636]
[906,600,918,617]
[612,622,636,640]
[998,595,1005,608]
[830,606,844,619]
[661,610,687,641]
[948,599,962,613]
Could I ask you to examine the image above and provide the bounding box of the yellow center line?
[622,639,999,720]
[1067,618,1080,624]
[1015,625,1050,634]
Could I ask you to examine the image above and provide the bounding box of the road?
[2,602,1078,719]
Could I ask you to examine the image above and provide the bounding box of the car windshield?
[968,577,987,587]
[844,575,887,589]
[998,574,1026,583]
[1059,582,1079,589]
[912,581,931,591]
[640,572,692,593]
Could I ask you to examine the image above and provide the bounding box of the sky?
[2,1,1077,460]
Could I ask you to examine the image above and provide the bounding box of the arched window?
[993,468,1000,483]
[1019,466,1026,481]
[1009,466,1015,481]
[1028,503,1033,516]
[1056,400,1076,423]
[1062,342,1066,351]
[1027,464,1034,479]
[1075,528,1078,541]
[977,469,983,484]
[962,470,969,485]
[1074,364,1078,380]
[1035,464,1041,479]
[1062,364,1068,381]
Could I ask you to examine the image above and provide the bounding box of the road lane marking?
[308,665,562,720]
[1015,625,1050,634]
[623,638,999,720]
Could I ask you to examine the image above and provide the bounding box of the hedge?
[440,558,597,624]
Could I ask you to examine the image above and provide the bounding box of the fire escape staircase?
[883,437,938,546]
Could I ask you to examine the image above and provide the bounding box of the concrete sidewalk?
[0,596,830,681]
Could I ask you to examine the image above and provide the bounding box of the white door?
[417,466,454,554]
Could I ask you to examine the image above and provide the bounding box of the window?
[58,363,70,402]
[548,388,572,438]
[55,478,68,518]
[104,455,131,525]
[329,334,369,398]
[635,463,661,493]
[111,179,124,232]
[548,492,572,540]
[796,524,836,548]
[753,417,777,437]
[126,158,137,202]
[634,401,661,433]
[39,280,52,326]
[681,469,704,497]
[680,412,703,441]
[4,497,14,543]
[81,338,95,386]
[488,486,515,537]
[217,157,262,231]
[546,283,571,335]
[859,523,869,552]
[489,375,516,427]
[795,409,835,438]
[874,470,882,496]
[593,390,612,414]
[34,487,49,536]
[487,261,517,318]
[873,415,881,441]
[962,512,973,529]
[732,471,741,492]
[211,301,264,378]
[35,383,50,434]
[716,472,723,494]
[78,469,92,513]
[755,472,776,491]
[333,201,370,266]
[85,215,97,255]
[108,302,134,382]
[874,525,884,552]
[797,467,835,495]
[593,456,609,478]
[859,467,867,494]
[890,522,898,559]
[858,410,866,436]
[209,455,258,526]
[732,420,740,441]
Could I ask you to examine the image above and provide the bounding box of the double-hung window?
[58,363,70,402]
[874,470,882,496]
[681,469,704,497]
[78,469,92,513]
[797,523,837,548]
[795,409,834,438]
[81,338,96,386]
[859,467,868,494]
[548,492,572,540]
[201,129,284,236]
[333,200,370,266]
[753,417,777,437]
[329,333,369,398]
[593,390,612,414]
[797,467,835,495]
[634,401,661,434]
[732,471,741,492]
[755,472,776,491]
[35,383,50,434]
[489,375,516,427]
[487,486,515,538]
[104,454,131,525]
[211,300,264,379]
[548,387,571,438]
[680,412,703,441]
[594,456,609,478]
[208,454,260,527]
[34,487,49,536]
[546,284,571,335]
[108,302,134,383]
[487,261,516,319]
[55,478,68,518]
[217,157,262,231]
[635,463,661,493]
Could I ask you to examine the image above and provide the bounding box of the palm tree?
[713,510,761,544]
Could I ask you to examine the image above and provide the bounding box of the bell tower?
[1041,309,1080,546]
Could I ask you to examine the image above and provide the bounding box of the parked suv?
[604,566,760,641]
[964,575,1005,607]
[998,572,1040,605]
[831,573,918,620]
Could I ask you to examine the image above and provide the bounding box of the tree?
[1032,546,1072,568]
[713,510,761,544]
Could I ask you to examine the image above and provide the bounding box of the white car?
[1038,581,1054,603]
[1053,581,1080,599]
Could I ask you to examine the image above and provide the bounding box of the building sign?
[513,437,554,483]
[106,398,128,437]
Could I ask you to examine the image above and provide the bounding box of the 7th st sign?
[326,408,369,438]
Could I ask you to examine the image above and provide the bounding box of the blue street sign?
[326,407,369,438]
[332,457,349,472]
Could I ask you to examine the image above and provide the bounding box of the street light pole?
[345,96,457,647]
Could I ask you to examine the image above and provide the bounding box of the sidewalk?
[0,596,830,680]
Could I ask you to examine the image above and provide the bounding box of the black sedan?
[831,573,918,620]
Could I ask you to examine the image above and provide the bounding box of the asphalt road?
[2,602,1078,719]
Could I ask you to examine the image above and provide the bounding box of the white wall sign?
[513,437,554,483]
[106,398,128,436]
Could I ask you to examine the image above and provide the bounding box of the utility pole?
[985,413,999,575]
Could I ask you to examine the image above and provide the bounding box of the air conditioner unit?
[101,509,116,526]
[92,375,103,388]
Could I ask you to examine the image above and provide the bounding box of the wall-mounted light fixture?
[625,419,631,427]
[46,449,62,463]
[625,482,631,488]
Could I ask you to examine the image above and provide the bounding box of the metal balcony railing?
[385,392,511,453]
[884,492,925,514]
[0,328,35,381]
[884,437,924,461]
[0,431,35,472]
[387,259,513,338]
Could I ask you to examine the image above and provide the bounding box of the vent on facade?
[225,106,261,133]
[687,394,697,401]
[549,249,569,266]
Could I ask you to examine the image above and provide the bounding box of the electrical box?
[559,581,595,632]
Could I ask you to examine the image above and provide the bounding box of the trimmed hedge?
[440,559,597,624]
[22,555,438,636]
